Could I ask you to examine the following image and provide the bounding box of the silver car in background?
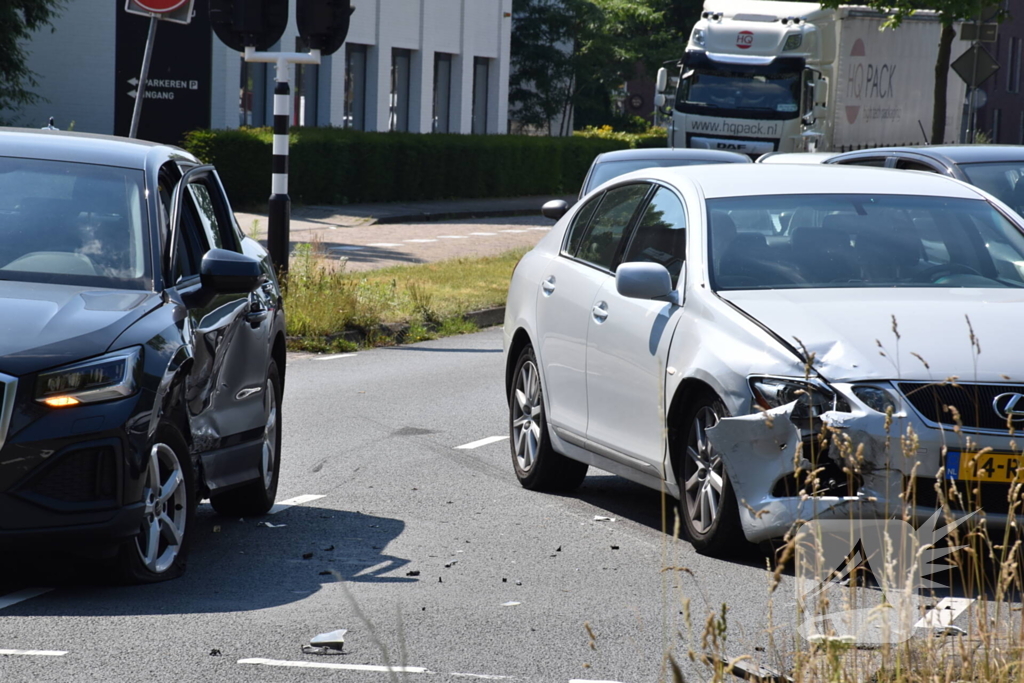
[504,164,1024,554]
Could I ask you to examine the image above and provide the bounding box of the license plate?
[946,451,1024,483]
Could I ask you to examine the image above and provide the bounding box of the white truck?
[655,1,969,155]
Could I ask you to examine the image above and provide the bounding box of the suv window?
[895,159,941,173]
[840,157,887,167]
[575,184,650,270]
[622,187,687,286]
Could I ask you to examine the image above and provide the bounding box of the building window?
[433,53,453,133]
[239,60,267,127]
[993,108,1002,143]
[472,57,491,135]
[294,37,319,127]
[390,48,412,132]
[1009,37,1022,94]
[345,44,368,130]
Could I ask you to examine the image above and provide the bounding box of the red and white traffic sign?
[133,0,188,11]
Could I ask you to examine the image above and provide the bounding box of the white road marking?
[404,238,437,243]
[0,649,67,657]
[470,232,497,236]
[915,597,975,628]
[268,494,326,515]
[367,243,402,247]
[0,588,53,611]
[528,227,551,231]
[499,229,527,234]
[437,235,469,239]
[451,674,514,680]
[570,679,625,683]
[239,659,429,674]
[455,435,508,450]
[314,353,357,361]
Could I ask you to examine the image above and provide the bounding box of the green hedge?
[181,127,632,208]
[572,125,668,149]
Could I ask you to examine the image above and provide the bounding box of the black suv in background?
[0,129,286,582]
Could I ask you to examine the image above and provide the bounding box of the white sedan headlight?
[35,347,141,408]
[749,376,845,420]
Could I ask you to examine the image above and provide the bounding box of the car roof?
[594,147,751,163]
[616,163,985,200]
[756,152,838,164]
[0,127,194,169]
[831,145,1024,166]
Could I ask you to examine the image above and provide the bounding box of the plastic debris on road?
[593,516,615,522]
[302,629,348,655]
[258,521,286,528]
[502,601,521,607]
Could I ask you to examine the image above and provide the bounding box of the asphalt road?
[0,330,992,682]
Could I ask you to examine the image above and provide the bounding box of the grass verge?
[284,245,526,352]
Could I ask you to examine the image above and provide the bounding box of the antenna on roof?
[42,117,58,131]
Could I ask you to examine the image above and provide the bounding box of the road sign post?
[952,43,999,144]
[124,0,195,138]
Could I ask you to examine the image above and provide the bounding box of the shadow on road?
[0,505,415,616]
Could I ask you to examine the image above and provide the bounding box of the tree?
[510,0,685,135]
[0,0,65,125]
[818,0,1006,144]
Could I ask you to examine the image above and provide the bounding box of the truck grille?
[898,382,1023,432]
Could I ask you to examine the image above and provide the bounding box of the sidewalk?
[235,194,575,231]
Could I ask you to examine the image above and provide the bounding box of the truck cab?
[659,0,833,155]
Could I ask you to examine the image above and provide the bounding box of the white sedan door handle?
[592,301,609,323]
[541,276,556,296]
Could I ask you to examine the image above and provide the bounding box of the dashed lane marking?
[455,436,508,450]
[268,494,326,515]
[499,229,527,234]
[451,674,514,680]
[314,353,357,361]
[0,650,67,657]
[239,659,429,674]
[0,588,53,611]
[437,235,469,239]
[328,246,365,252]
[915,597,975,628]
[470,232,497,236]
[527,227,552,231]
[366,243,402,247]
[404,238,438,243]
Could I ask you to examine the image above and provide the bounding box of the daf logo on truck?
[736,31,754,49]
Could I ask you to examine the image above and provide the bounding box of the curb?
[288,306,506,349]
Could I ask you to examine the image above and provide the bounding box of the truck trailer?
[655,1,969,155]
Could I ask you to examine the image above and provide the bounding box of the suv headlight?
[750,376,844,420]
[35,347,142,408]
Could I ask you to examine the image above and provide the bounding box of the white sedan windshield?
[0,157,149,289]
[708,194,1024,290]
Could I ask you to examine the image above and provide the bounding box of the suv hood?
[720,288,1024,383]
[0,282,160,377]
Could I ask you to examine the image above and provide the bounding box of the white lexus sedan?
[503,164,1024,555]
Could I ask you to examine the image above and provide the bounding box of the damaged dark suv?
[0,129,285,581]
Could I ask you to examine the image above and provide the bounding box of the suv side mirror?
[542,199,570,221]
[616,262,678,303]
[200,248,266,294]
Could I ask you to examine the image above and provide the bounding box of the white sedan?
[503,164,1024,555]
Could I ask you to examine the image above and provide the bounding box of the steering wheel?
[911,262,983,283]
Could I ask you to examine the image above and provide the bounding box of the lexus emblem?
[992,393,1024,422]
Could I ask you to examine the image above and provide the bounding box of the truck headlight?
[783,34,803,51]
[851,385,898,414]
[750,376,843,420]
[35,347,141,408]
[692,28,706,47]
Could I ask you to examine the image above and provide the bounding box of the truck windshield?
[677,67,802,120]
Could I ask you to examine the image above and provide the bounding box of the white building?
[16,0,512,141]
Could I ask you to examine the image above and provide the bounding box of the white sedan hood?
[720,288,1024,383]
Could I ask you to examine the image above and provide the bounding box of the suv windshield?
[0,157,150,290]
[708,194,1024,291]
[958,161,1024,215]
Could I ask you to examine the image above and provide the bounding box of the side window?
[563,194,602,257]
[895,159,941,173]
[187,184,224,249]
[575,184,650,271]
[838,157,887,168]
[622,187,687,286]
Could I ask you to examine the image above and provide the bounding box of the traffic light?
[209,0,288,52]
[296,0,353,56]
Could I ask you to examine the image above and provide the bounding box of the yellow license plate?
[948,451,1024,483]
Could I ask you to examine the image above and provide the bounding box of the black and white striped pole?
[243,47,320,277]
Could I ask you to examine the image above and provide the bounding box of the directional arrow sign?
[128,78,139,86]
[952,44,1000,88]
[128,89,138,98]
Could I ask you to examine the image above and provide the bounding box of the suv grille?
[898,382,1024,432]
[22,446,119,506]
